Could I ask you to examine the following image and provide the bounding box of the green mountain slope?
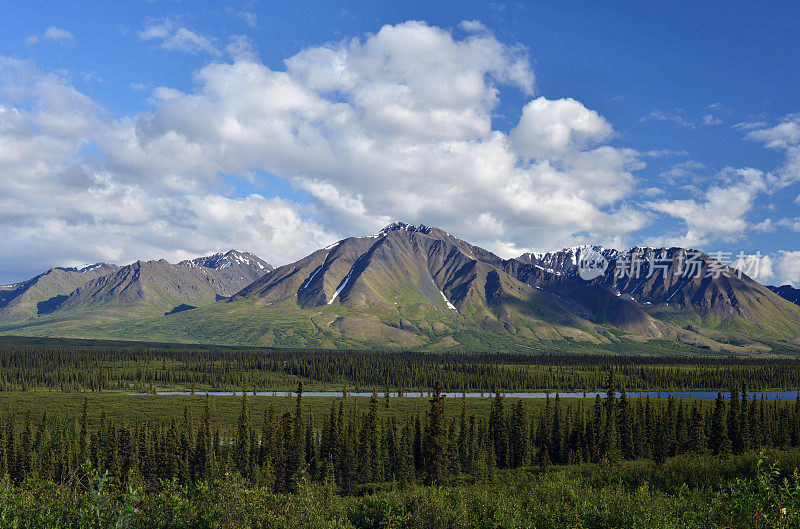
[1,224,798,354]
[0,264,120,320]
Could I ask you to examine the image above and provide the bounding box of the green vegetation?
[2,378,800,527]
[2,337,800,527]
[2,336,800,395]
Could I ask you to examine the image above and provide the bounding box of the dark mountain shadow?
[37,295,68,315]
[164,304,197,316]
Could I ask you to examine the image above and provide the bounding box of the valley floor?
[2,337,800,528]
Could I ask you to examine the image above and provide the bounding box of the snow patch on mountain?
[179,250,270,272]
[440,290,457,310]
[328,270,352,305]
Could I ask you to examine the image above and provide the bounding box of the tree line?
[1,373,800,494]
[3,342,800,392]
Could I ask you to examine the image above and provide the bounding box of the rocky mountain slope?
[0,251,272,321]
[233,222,616,347]
[0,264,120,320]
[769,285,800,306]
[517,246,800,347]
[0,226,797,353]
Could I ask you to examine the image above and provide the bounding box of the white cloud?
[26,27,75,45]
[460,20,488,33]
[0,21,657,282]
[752,218,775,232]
[7,20,796,284]
[0,57,334,280]
[731,252,800,287]
[120,21,646,253]
[510,97,613,159]
[747,118,800,149]
[225,35,258,61]
[646,168,768,247]
[646,114,800,248]
[771,252,800,287]
[701,114,722,126]
[731,253,774,282]
[641,110,695,128]
[746,115,800,186]
[777,218,800,232]
[138,19,218,55]
[659,160,705,184]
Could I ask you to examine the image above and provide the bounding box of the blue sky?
[1,1,799,285]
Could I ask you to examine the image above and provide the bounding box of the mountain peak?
[378,221,433,235]
[179,250,272,272]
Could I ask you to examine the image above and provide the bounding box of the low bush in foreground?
[2,453,800,529]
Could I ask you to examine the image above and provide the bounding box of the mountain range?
[768,285,800,307]
[0,250,271,320]
[1,223,798,354]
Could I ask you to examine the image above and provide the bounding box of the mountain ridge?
[1,225,798,354]
[0,250,272,321]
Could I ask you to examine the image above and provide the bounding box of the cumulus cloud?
[731,251,800,287]
[26,27,75,45]
[731,253,774,282]
[773,251,800,286]
[117,21,647,251]
[746,115,800,188]
[646,168,768,247]
[510,97,613,159]
[3,20,796,284]
[0,57,334,281]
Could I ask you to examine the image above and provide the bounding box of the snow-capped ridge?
[378,221,433,235]
[178,250,271,272]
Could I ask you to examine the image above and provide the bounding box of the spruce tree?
[424,381,447,485]
[234,390,251,477]
[194,396,211,482]
[18,412,32,482]
[728,388,742,454]
[508,399,528,468]
[618,387,633,459]
[288,381,307,491]
[488,391,507,468]
[602,371,621,462]
[551,394,563,464]
[710,392,731,454]
[79,397,88,464]
[740,386,750,451]
[413,415,422,472]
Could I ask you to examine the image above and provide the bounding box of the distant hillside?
[0,264,120,320]
[0,250,272,322]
